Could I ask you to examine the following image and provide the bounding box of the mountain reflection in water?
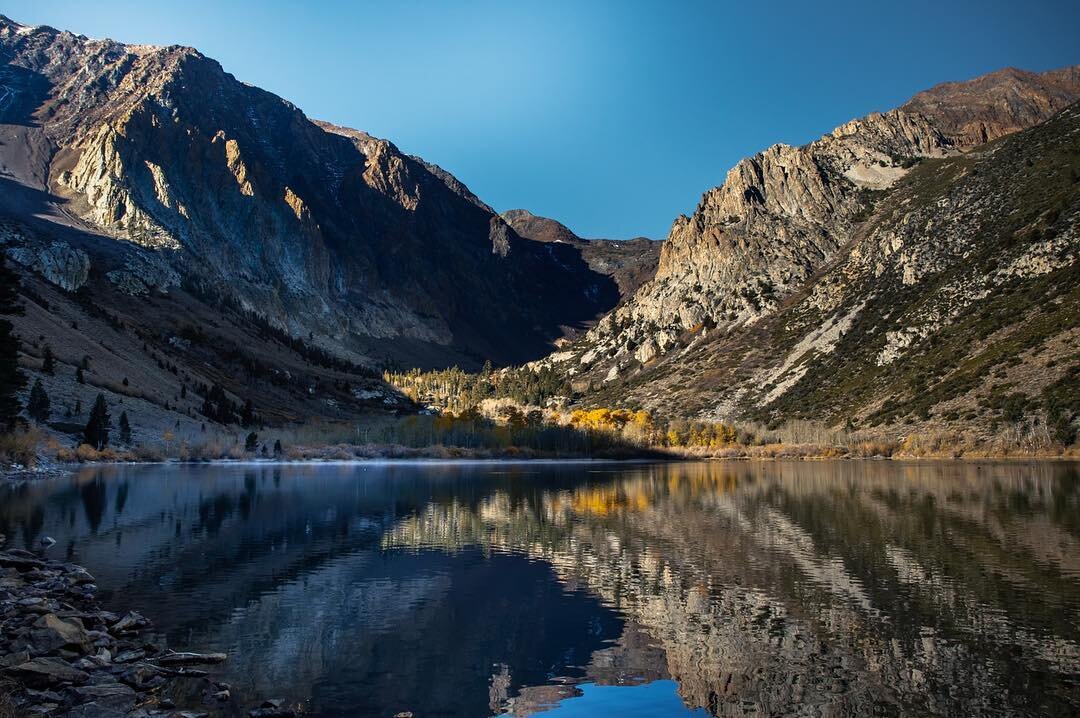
[1,460,1078,716]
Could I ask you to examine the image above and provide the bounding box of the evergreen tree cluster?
[118,411,132,444]
[83,393,110,450]
[384,363,572,414]
[200,383,239,425]
[27,379,50,422]
[41,344,55,374]
[198,384,257,426]
[0,257,25,432]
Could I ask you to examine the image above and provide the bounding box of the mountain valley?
[0,12,1078,458]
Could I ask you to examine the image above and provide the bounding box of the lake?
[1,460,1079,716]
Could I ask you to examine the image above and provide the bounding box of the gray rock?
[71,682,137,712]
[32,613,92,653]
[61,702,127,718]
[112,649,145,664]
[0,551,45,571]
[0,649,29,668]
[110,612,149,633]
[156,651,227,666]
[8,241,91,291]
[8,656,90,685]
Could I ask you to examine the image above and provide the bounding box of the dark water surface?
[2,460,1079,716]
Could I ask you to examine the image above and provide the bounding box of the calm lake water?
[2,460,1079,716]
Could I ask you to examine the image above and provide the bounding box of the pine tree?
[241,398,255,427]
[76,367,85,384]
[83,393,111,450]
[245,431,258,452]
[0,257,25,432]
[273,439,283,456]
[27,379,50,423]
[41,344,55,374]
[118,411,132,444]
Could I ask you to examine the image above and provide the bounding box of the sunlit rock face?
[0,15,618,368]
[617,66,1080,340]
[540,66,1080,430]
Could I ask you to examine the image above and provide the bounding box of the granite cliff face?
[0,15,617,370]
[539,66,1080,435]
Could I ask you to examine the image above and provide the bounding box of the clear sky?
[5,1,1079,239]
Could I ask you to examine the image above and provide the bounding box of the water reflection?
[1,461,1078,716]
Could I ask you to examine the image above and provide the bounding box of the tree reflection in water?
[0,461,1077,716]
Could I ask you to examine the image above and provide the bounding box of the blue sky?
[6,1,1079,239]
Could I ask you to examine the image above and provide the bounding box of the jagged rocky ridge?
[537,66,1080,432]
[0,15,618,370]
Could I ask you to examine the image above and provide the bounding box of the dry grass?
[0,679,18,718]
[666,423,1076,460]
[35,412,1078,465]
[0,426,43,468]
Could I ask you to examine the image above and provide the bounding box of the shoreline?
[3,452,1078,483]
[0,541,297,718]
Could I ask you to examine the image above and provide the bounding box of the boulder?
[8,656,90,686]
[32,613,92,654]
[71,682,137,712]
[110,611,149,632]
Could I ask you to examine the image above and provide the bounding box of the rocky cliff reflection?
[1,461,1078,716]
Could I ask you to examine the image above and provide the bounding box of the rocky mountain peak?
[901,65,1080,147]
[0,14,622,368]
[500,209,580,245]
[541,64,1080,393]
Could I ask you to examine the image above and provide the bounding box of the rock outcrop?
[7,240,90,291]
[536,65,1080,436]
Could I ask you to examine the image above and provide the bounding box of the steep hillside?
[0,241,413,450]
[537,67,1080,438]
[0,15,618,372]
[501,208,662,302]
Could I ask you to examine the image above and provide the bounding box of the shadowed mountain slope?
[0,14,619,372]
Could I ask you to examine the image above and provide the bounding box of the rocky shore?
[0,538,296,718]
